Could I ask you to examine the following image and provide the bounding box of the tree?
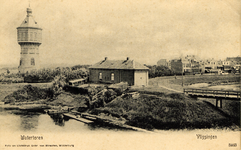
[51,75,67,97]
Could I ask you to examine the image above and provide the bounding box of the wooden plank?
[84,116,97,120]
[81,113,153,133]
[63,113,93,124]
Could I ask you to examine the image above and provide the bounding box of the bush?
[4,85,53,103]
[0,73,24,84]
[24,67,89,83]
[51,75,67,97]
[146,65,175,78]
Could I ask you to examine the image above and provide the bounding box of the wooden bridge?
[184,88,241,108]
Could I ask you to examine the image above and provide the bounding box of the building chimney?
[104,57,108,61]
[127,57,129,60]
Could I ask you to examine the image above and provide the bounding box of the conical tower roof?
[18,7,40,29]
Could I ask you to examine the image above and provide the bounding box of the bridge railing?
[184,88,241,99]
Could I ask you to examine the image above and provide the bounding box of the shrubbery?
[90,93,234,130]
[4,85,53,103]
[146,65,175,78]
[0,73,24,84]
[51,75,67,97]
[24,67,88,83]
[0,66,89,84]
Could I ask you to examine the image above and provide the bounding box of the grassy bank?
[150,74,240,86]
[202,98,240,125]
[148,74,240,93]
[89,91,238,130]
[1,82,239,131]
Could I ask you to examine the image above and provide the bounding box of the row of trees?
[24,67,89,83]
[0,71,24,83]
[146,65,175,78]
[0,65,89,84]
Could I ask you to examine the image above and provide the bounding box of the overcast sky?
[0,0,240,67]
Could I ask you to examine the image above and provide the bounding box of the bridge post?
[215,98,222,108]
[220,99,222,108]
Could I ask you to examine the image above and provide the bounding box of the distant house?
[170,59,182,74]
[89,57,149,86]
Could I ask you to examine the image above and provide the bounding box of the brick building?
[89,57,149,86]
[170,59,182,74]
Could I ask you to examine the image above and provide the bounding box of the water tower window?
[18,32,20,41]
[30,32,33,41]
[31,58,35,66]
[25,33,27,41]
[21,33,23,41]
[34,32,37,41]
[23,33,25,41]
[23,48,28,54]
[29,48,35,54]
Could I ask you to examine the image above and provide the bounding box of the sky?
[0,0,240,67]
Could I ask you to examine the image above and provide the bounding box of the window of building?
[22,48,28,54]
[29,48,35,54]
[20,33,23,41]
[20,59,22,65]
[99,72,102,80]
[23,33,25,41]
[34,32,37,41]
[25,33,28,41]
[111,73,114,81]
[31,58,35,66]
[18,32,20,41]
[30,32,33,41]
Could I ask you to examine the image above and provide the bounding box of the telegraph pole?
[182,58,184,87]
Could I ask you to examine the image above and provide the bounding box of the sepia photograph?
[0,0,240,149]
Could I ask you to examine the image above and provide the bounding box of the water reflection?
[20,114,39,131]
[48,113,65,126]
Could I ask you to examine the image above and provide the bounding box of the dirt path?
[157,85,183,93]
[149,77,184,93]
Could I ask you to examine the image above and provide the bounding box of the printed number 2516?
[229,143,237,147]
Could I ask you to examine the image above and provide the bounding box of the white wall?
[134,70,148,86]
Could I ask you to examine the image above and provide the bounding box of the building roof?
[17,8,41,29]
[226,57,241,62]
[89,58,149,70]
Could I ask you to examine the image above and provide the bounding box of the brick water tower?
[17,7,42,73]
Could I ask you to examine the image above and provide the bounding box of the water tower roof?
[18,7,41,29]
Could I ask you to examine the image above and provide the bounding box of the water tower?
[17,7,42,73]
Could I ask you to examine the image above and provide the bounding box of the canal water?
[0,107,240,150]
[0,108,131,133]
